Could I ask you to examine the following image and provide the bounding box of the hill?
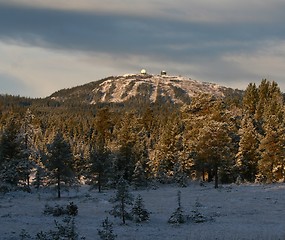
[47,73,242,106]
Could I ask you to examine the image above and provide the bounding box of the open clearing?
[1,182,285,240]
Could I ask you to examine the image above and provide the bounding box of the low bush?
[44,202,78,217]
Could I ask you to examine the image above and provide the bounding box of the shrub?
[43,202,78,217]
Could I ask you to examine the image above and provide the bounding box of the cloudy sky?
[1,0,285,97]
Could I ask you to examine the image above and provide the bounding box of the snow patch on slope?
[91,74,225,104]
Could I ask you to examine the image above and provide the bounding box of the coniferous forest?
[0,79,285,194]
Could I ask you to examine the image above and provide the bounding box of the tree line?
[0,79,284,195]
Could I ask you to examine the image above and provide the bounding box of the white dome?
[140,69,147,74]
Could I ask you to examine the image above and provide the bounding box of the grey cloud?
[1,2,285,92]
[1,3,285,58]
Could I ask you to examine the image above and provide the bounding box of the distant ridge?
[48,73,240,105]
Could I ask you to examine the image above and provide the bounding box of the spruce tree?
[18,109,37,188]
[113,113,138,182]
[168,190,185,224]
[132,160,148,189]
[89,147,110,192]
[181,95,235,184]
[109,178,134,224]
[242,83,258,116]
[258,115,285,182]
[192,120,232,188]
[46,132,74,198]
[0,117,22,187]
[152,114,184,183]
[235,114,260,182]
[131,194,150,223]
[97,217,117,240]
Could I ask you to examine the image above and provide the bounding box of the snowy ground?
[1,182,285,240]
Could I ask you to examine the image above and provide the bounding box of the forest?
[0,79,284,195]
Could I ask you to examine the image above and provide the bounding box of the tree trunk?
[122,198,125,224]
[282,161,285,183]
[98,172,102,193]
[214,164,218,189]
[26,173,31,192]
[57,172,61,198]
[207,169,213,183]
[202,167,205,182]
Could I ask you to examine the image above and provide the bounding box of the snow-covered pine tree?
[242,82,259,116]
[109,177,134,224]
[235,113,260,182]
[151,114,184,183]
[46,132,74,198]
[89,146,110,192]
[72,141,89,182]
[113,112,139,182]
[132,160,148,189]
[98,217,117,240]
[258,115,285,182]
[181,95,235,184]
[191,198,208,223]
[17,108,37,189]
[33,166,46,190]
[131,194,150,223]
[193,119,232,188]
[168,190,186,224]
[0,116,22,188]
[254,80,285,182]
[173,162,188,187]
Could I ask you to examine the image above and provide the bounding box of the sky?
[1,0,285,98]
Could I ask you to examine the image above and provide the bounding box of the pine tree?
[258,115,285,182]
[113,113,138,182]
[191,198,208,223]
[89,147,110,192]
[173,162,188,187]
[46,132,74,198]
[110,178,134,224]
[132,160,148,189]
[0,117,20,164]
[131,194,150,223]
[97,217,117,240]
[253,80,285,182]
[235,114,260,182]
[0,117,22,187]
[33,166,46,190]
[242,83,258,116]
[168,190,185,224]
[94,107,113,149]
[192,120,232,188]
[151,114,184,183]
[181,95,235,184]
[18,109,37,188]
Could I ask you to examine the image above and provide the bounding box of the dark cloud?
[1,2,285,60]
[1,2,285,94]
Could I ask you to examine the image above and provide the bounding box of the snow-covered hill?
[91,74,226,104]
[49,73,235,105]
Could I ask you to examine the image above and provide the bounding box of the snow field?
[1,182,285,240]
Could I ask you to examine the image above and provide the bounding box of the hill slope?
[48,74,238,105]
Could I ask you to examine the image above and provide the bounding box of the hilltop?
[48,73,241,106]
